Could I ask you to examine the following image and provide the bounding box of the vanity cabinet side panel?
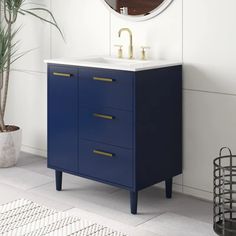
[47,65,79,173]
[135,66,182,191]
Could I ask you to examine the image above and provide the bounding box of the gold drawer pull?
[53,72,72,77]
[93,113,114,120]
[93,77,113,82]
[93,149,114,157]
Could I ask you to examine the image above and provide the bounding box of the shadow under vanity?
[46,58,182,214]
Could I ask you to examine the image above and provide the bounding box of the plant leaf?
[20,8,64,40]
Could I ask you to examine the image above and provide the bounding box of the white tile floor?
[0,152,217,236]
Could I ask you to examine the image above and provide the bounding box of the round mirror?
[102,0,173,21]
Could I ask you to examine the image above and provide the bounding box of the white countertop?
[44,56,182,72]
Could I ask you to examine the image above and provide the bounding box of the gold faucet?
[118,28,133,59]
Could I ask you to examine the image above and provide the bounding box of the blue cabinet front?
[48,66,78,173]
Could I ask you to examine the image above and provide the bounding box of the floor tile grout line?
[25,180,54,192]
[181,184,213,194]
[21,144,47,152]
[134,212,167,228]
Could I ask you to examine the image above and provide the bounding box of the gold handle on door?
[93,150,114,157]
[93,113,114,120]
[93,77,113,82]
[53,72,72,77]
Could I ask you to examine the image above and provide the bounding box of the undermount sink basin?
[82,57,150,66]
[45,56,181,71]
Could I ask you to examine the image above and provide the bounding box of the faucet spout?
[118,28,133,59]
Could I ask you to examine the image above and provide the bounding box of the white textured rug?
[0,199,127,236]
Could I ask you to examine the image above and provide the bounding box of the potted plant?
[0,0,62,167]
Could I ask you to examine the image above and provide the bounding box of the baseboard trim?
[172,184,212,201]
[21,145,47,158]
[182,185,212,201]
[156,182,212,202]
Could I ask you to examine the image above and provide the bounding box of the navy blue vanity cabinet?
[47,63,182,214]
[135,67,182,193]
[47,65,78,177]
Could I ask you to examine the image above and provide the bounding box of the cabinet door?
[48,65,78,173]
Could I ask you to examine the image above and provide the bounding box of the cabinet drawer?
[79,67,133,111]
[49,65,77,80]
[79,139,133,187]
[79,106,133,148]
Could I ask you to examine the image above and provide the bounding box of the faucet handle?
[114,45,123,59]
[141,46,150,60]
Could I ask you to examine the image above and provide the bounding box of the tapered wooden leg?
[55,171,62,191]
[165,178,173,199]
[130,191,138,214]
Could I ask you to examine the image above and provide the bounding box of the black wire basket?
[214,147,236,236]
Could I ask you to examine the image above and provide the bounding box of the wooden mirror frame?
[101,0,173,21]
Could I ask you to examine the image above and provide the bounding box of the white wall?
[50,0,110,58]
[5,0,236,200]
[182,0,236,200]
[5,0,51,157]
